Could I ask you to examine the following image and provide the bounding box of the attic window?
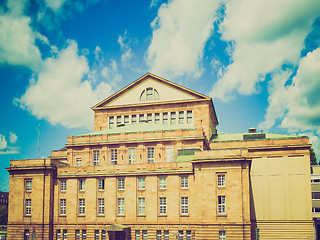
[140,87,159,101]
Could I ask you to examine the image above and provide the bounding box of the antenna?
[37,123,40,159]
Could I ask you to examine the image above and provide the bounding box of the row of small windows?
[109,110,193,128]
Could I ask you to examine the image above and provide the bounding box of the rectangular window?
[219,231,226,240]
[139,114,145,123]
[218,174,225,187]
[61,180,67,192]
[25,199,31,215]
[111,149,117,165]
[26,180,32,192]
[138,197,145,215]
[79,179,85,191]
[93,150,100,166]
[164,230,169,240]
[143,230,147,240]
[117,116,122,127]
[170,112,176,124]
[109,116,114,129]
[98,198,104,215]
[118,198,124,215]
[138,178,145,190]
[60,199,66,215]
[146,87,153,101]
[24,230,30,240]
[57,230,61,240]
[218,196,226,214]
[155,113,160,124]
[179,230,183,240]
[124,115,129,125]
[163,112,168,124]
[102,230,106,240]
[181,197,188,215]
[147,147,154,163]
[95,230,99,240]
[79,198,85,215]
[63,230,67,240]
[186,230,191,240]
[187,111,193,124]
[181,176,188,189]
[82,230,86,240]
[132,115,137,124]
[159,177,166,190]
[98,179,105,191]
[76,158,82,167]
[159,197,166,215]
[118,178,125,191]
[166,146,174,162]
[147,113,152,123]
[135,230,140,240]
[75,230,80,240]
[179,111,184,124]
[129,148,136,164]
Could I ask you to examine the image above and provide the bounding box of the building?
[311,165,320,239]
[7,73,313,239]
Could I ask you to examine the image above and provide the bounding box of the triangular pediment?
[93,73,209,109]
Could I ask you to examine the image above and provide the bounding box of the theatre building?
[7,73,313,239]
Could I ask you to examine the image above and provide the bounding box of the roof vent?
[248,127,256,133]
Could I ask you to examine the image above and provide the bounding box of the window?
[138,178,145,190]
[146,88,153,101]
[95,230,99,240]
[111,149,117,165]
[218,174,225,187]
[63,230,67,240]
[163,112,168,124]
[313,208,320,212]
[181,176,188,189]
[129,148,136,164]
[179,230,183,240]
[118,198,124,215]
[181,197,188,214]
[155,113,160,124]
[24,230,30,240]
[187,111,193,124]
[312,192,320,199]
[218,196,226,214]
[219,231,226,240]
[93,150,100,166]
[117,116,122,127]
[135,230,140,240]
[26,180,32,192]
[109,116,114,129]
[186,230,191,240]
[166,146,174,162]
[98,179,105,191]
[75,230,80,240]
[79,179,85,191]
[170,112,176,124]
[139,114,145,123]
[118,178,125,191]
[164,230,169,240]
[147,147,154,163]
[124,115,129,125]
[76,158,82,167]
[132,115,137,124]
[147,114,152,123]
[156,230,161,240]
[61,180,67,192]
[179,111,184,124]
[140,87,159,101]
[57,230,61,240]
[98,198,104,215]
[79,198,85,215]
[159,177,166,189]
[159,197,166,215]
[102,230,106,240]
[143,230,147,240]
[82,230,86,240]
[138,197,145,215]
[60,199,66,215]
[25,199,31,215]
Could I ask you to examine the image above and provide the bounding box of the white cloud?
[146,0,221,78]
[9,132,18,144]
[45,0,68,12]
[211,0,320,100]
[118,31,134,66]
[0,134,19,155]
[15,40,113,129]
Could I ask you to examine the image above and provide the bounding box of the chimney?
[249,127,256,133]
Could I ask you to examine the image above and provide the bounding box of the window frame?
[25,180,32,192]
[129,148,136,164]
[79,179,85,191]
[138,178,145,190]
[217,174,226,187]
[98,179,105,191]
[179,111,184,124]
[138,197,145,215]
[98,198,105,215]
[118,198,125,215]
[79,198,85,215]
[147,147,154,163]
[25,199,31,216]
[181,176,189,189]
[159,177,167,190]
[60,199,66,216]
[181,197,189,215]
[218,195,226,214]
[159,197,167,215]
[170,112,176,125]
[76,157,82,167]
[111,149,118,165]
[219,231,226,240]
[93,150,100,166]
[61,180,67,192]
[118,178,125,191]
[109,116,115,129]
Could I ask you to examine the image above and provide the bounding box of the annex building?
[7,73,313,240]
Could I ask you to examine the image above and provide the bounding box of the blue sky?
[1,0,320,191]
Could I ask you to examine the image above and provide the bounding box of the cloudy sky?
[1,0,320,191]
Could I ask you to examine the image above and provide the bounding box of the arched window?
[140,87,159,101]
